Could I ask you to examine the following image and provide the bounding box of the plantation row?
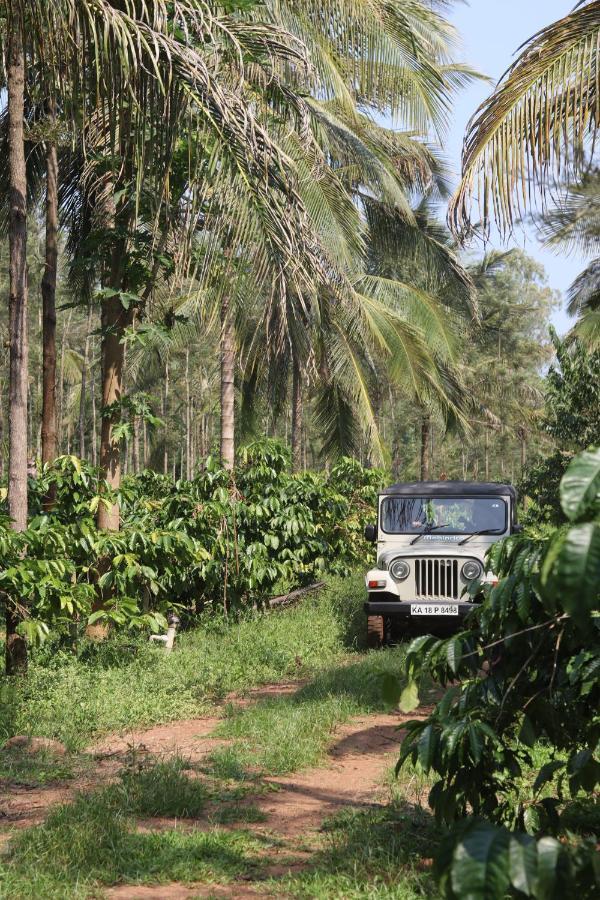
[0,441,381,647]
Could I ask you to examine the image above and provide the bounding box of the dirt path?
[1,679,428,899]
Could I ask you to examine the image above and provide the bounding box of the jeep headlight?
[462,560,483,582]
[390,558,410,582]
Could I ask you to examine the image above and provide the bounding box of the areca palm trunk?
[41,109,58,489]
[220,295,235,470]
[97,238,128,531]
[6,8,29,674]
[291,358,303,472]
[79,300,93,460]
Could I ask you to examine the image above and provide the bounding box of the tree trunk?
[185,348,191,479]
[291,357,302,473]
[6,9,29,674]
[90,341,97,467]
[97,241,128,531]
[162,358,169,475]
[41,113,58,485]
[420,414,430,481]
[79,300,93,460]
[220,295,235,470]
[484,428,490,481]
[57,307,73,453]
[520,430,527,472]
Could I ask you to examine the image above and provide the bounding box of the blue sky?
[446,0,586,332]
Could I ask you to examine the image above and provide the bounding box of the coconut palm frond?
[569,306,600,346]
[355,275,459,362]
[567,258,600,315]
[538,170,600,256]
[450,0,600,239]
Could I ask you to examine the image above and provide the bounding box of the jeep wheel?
[367,615,384,649]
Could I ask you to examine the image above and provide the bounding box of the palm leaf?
[450,0,600,238]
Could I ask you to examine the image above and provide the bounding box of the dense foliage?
[385,448,600,898]
[0,442,382,645]
[520,334,600,524]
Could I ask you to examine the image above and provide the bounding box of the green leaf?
[535,836,561,900]
[509,832,537,895]
[417,724,438,772]
[399,681,420,713]
[541,523,600,620]
[381,673,402,706]
[519,715,536,748]
[560,447,600,521]
[446,637,463,674]
[450,821,511,899]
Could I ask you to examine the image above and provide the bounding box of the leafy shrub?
[388,447,600,898]
[0,442,382,645]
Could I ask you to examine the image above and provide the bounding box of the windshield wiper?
[458,529,498,546]
[410,524,449,546]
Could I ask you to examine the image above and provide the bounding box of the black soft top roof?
[380,480,516,500]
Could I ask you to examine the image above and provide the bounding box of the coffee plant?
[386,447,600,899]
[0,441,383,644]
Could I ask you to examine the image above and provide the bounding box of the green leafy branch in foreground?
[387,447,600,898]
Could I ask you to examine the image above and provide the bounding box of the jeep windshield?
[380,497,507,535]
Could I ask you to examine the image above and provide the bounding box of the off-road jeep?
[363,480,520,646]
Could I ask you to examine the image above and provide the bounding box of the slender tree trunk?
[420,414,431,481]
[185,348,191,479]
[57,307,73,453]
[97,240,128,531]
[6,9,29,674]
[90,342,97,467]
[163,358,169,475]
[41,112,58,482]
[220,295,235,470]
[291,358,302,473]
[484,428,490,481]
[0,383,4,480]
[79,300,93,460]
[143,418,148,470]
[520,431,527,472]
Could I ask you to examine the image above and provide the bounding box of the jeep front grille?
[415,558,459,601]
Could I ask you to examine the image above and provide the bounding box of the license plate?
[411,603,459,616]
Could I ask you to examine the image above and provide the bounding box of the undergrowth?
[0,575,365,750]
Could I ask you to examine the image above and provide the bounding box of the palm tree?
[450,0,600,239]
[204,0,479,467]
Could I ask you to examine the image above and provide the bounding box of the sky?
[446,0,587,333]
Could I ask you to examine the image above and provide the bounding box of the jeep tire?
[367,615,384,649]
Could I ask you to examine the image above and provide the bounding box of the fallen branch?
[268,581,326,608]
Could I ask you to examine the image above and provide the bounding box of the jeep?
[363,480,520,646]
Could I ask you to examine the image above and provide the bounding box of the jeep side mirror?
[512,523,524,534]
[364,524,378,543]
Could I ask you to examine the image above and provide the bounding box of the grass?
[0,576,441,898]
[0,575,366,751]
[0,785,267,899]
[0,747,84,788]
[213,646,409,774]
[280,801,440,899]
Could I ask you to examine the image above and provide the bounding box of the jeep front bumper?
[364,600,478,619]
